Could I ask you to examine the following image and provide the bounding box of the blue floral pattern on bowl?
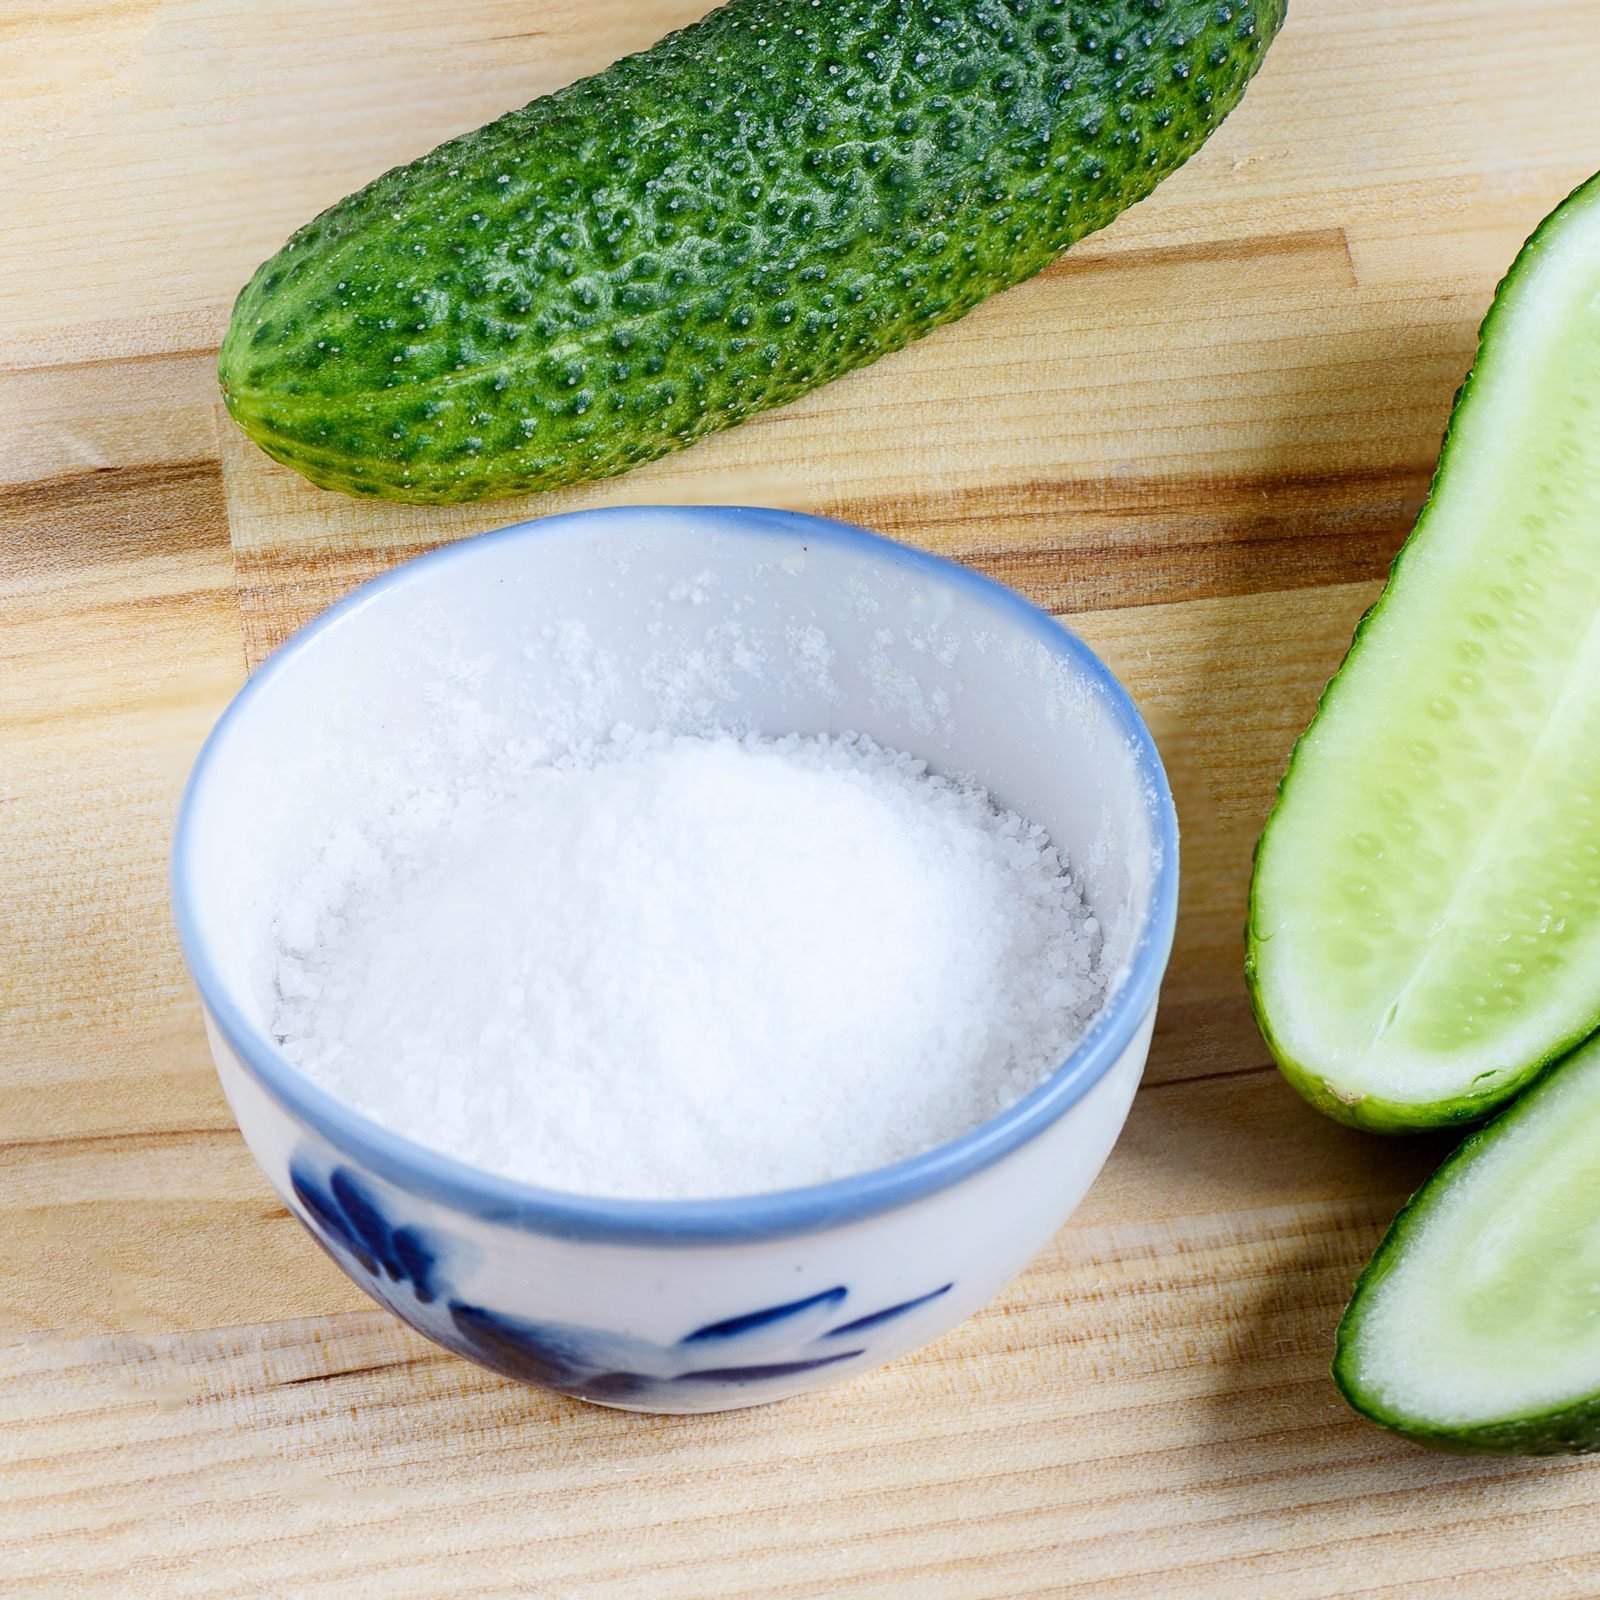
[289,1156,954,1405]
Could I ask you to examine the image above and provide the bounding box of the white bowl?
[173,506,1177,1413]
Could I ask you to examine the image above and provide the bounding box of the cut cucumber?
[1336,1032,1600,1454]
[1247,172,1600,1132]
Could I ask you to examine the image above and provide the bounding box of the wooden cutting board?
[7,2,1600,1592]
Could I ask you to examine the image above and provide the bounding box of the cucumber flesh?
[1336,1032,1600,1454]
[1247,172,1600,1131]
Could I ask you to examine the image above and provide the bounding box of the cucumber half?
[1247,171,1600,1132]
[1336,1032,1600,1454]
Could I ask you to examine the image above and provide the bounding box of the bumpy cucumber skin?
[219,0,1286,503]
[1333,1035,1600,1454]
[1245,170,1600,1135]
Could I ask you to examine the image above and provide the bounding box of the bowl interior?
[178,506,1171,1184]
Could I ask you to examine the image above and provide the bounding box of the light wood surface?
[6,1,1600,1592]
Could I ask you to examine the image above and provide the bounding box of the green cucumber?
[1336,1032,1600,1454]
[1247,172,1600,1133]
[219,0,1285,504]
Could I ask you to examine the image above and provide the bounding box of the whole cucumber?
[220,0,1286,503]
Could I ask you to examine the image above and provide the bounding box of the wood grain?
[7,0,1600,1592]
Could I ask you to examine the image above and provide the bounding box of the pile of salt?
[271,730,1105,1199]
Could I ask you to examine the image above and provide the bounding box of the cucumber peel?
[1247,171,1600,1132]
[219,0,1286,504]
[1336,1032,1600,1454]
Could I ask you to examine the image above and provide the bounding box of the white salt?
[270,731,1105,1200]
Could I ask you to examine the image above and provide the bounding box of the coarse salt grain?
[270,729,1105,1200]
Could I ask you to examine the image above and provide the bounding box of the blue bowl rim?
[172,504,1179,1245]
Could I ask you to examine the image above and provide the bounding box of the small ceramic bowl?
[173,506,1177,1413]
